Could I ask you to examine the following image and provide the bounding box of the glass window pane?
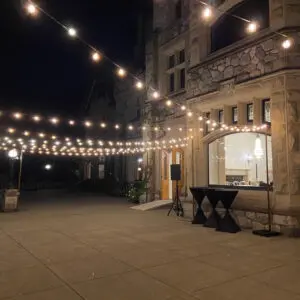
[247,104,253,121]
[263,100,271,123]
[209,133,273,187]
[219,110,224,124]
[169,73,175,92]
[180,68,185,89]
[169,55,175,69]
[179,49,185,64]
[232,107,238,123]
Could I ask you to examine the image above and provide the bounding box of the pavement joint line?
[2,230,87,300]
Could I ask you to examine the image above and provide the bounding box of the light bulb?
[152,91,160,99]
[50,117,59,124]
[26,3,38,16]
[202,7,212,19]
[181,105,186,111]
[100,123,107,128]
[115,124,120,129]
[187,111,193,117]
[282,39,292,49]
[92,52,101,62]
[117,68,126,77]
[136,81,143,89]
[68,27,77,37]
[247,22,258,34]
[69,120,75,126]
[85,121,92,127]
[13,112,22,120]
[198,116,203,121]
[33,115,41,122]
[166,100,172,106]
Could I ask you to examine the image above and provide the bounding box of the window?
[179,49,185,64]
[175,0,182,19]
[219,110,224,124]
[169,73,175,93]
[232,107,238,123]
[263,99,271,123]
[168,55,175,69]
[179,69,185,89]
[247,103,254,122]
[209,133,273,187]
[163,156,168,180]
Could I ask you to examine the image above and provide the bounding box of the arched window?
[211,0,270,52]
[209,133,273,187]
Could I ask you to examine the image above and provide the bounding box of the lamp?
[254,134,263,159]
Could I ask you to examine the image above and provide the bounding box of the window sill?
[167,89,186,98]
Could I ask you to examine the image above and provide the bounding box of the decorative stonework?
[187,32,300,98]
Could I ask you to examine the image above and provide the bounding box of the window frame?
[262,99,271,124]
[232,106,238,124]
[247,103,254,123]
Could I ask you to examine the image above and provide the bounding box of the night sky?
[0,0,151,116]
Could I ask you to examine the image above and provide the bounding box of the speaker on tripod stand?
[168,164,184,217]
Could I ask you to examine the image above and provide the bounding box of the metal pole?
[146,151,149,203]
[265,134,272,232]
[17,151,23,191]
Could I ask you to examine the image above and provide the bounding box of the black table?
[190,187,208,224]
[190,187,240,233]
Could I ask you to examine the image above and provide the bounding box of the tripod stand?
[168,180,184,217]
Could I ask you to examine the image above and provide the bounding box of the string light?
[92,52,101,62]
[67,27,77,37]
[202,7,212,19]
[100,123,107,128]
[282,39,292,49]
[8,128,15,134]
[84,121,92,128]
[13,112,22,120]
[181,105,186,111]
[246,21,258,34]
[115,124,120,129]
[187,111,193,117]
[198,116,203,121]
[69,120,75,126]
[152,91,160,99]
[33,115,41,122]
[50,117,59,125]
[128,125,133,131]
[26,2,38,16]
[136,81,144,90]
[117,68,126,77]
[166,100,172,107]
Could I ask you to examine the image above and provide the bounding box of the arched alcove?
[211,0,270,52]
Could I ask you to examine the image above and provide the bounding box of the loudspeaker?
[170,164,181,181]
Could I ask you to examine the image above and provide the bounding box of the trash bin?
[1,189,19,212]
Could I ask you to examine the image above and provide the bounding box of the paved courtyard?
[0,191,300,299]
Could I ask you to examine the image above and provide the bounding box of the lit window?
[219,110,224,124]
[232,107,238,123]
[263,99,271,123]
[209,133,273,187]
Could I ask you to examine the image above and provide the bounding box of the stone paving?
[0,191,300,299]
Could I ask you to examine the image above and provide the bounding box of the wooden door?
[161,151,170,200]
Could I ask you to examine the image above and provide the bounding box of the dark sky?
[0,0,151,116]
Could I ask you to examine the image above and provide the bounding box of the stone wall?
[187,31,300,99]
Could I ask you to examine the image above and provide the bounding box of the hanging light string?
[197,0,292,44]
[2,129,192,149]
[23,1,279,137]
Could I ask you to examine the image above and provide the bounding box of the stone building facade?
[145,0,300,234]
